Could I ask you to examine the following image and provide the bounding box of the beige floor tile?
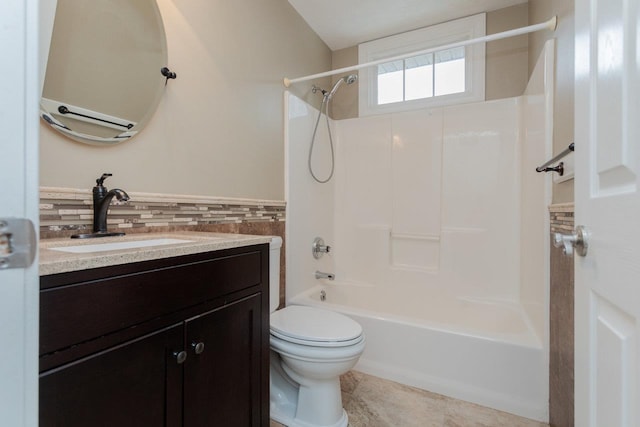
[341,370,366,406]
[443,398,547,427]
[343,372,447,427]
[341,370,365,395]
[271,371,549,427]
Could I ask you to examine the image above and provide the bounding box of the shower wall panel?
[333,115,393,286]
[286,83,549,321]
[284,94,335,299]
[390,110,443,271]
[333,99,522,301]
[519,39,554,343]
[440,98,521,298]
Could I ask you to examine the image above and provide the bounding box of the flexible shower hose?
[308,94,335,183]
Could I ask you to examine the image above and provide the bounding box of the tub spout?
[315,271,335,280]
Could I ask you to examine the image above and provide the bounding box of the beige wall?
[529,0,575,203]
[330,4,530,120]
[40,0,331,200]
[485,3,529,101]
[329,46,359,120]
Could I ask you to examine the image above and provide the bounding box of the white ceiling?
[288,0,528,51]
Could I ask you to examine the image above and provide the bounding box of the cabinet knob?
[191,341,205,355]
[173,350,188,364]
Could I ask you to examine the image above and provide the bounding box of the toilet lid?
[270,305,362,346]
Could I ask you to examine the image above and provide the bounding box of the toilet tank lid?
[270,305,362,343]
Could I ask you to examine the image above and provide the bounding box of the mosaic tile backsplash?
[549,203,574,234]
[40,187,285,237]
[40,187,287,306]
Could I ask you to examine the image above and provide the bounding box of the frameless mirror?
[40,0,170,145]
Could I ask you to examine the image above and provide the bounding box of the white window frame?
[358,13,486,116]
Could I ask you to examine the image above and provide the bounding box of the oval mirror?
[40,0,170,145]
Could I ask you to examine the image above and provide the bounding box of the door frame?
[0,0,40,425]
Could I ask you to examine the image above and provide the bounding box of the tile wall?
[39,187,287,307]
[548,203,574,427]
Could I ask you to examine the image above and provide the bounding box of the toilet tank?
[269,236,283,313]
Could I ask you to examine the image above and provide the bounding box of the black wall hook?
[539,162,564,176]
[161,67,177,85]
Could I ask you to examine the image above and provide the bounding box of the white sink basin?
[49,238,195,254]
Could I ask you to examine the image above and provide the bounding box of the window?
[358,14,486,116]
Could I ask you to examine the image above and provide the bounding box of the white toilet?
[269,237,365,427]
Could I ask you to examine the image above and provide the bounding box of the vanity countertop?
[39,232,272,276]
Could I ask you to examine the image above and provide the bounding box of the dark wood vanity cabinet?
[40,323,184,426]
[184,294,262,427]
[39,244,269,427]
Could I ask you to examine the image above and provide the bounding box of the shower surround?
[285,42,553,422]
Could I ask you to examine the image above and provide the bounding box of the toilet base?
[270,351,351,427]
[271,407,348,427]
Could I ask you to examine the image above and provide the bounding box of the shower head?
[327,74,358,99]
[344,74,358,85]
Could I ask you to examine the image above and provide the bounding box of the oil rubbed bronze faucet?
[71,173,130,239]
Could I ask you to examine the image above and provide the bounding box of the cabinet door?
[40,324,183,427]
[184,294,263,427]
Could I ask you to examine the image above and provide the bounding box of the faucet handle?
[96,173,113,186]
[312,237,331,259]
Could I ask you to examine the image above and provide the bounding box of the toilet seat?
[270,305,363,348]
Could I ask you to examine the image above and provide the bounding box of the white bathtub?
[288,282,547,422]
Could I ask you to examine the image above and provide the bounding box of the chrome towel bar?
[535,143,574,175]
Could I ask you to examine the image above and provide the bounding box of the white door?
[575,0,640,425]
[0,0,40,426]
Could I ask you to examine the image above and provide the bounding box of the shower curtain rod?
[283,16,557,87]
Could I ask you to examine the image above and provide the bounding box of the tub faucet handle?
[312,237,331,259]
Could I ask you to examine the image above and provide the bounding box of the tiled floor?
[270,371,548,427]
